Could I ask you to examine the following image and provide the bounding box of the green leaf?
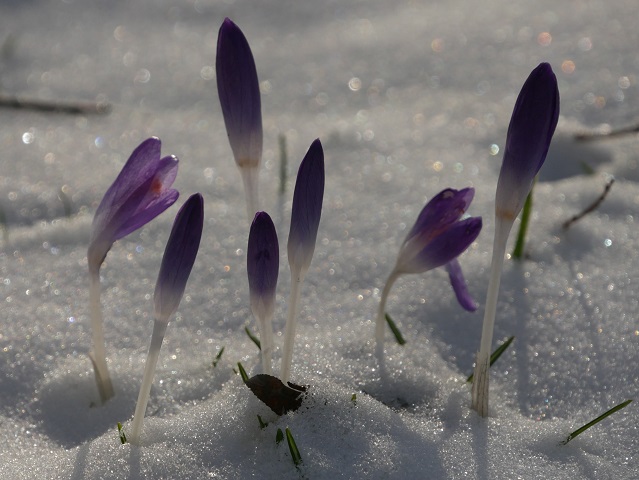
[286,427,302,466]
[512,182,535,260]
[276,428,284,444]
[467,336,515,383]
[351,393,357,404]
[237,362,249,383]
[212,346,225,368]
[257,415,268,429]
[561,399,633,445]
[117,422,127,444]
[245,327,261,350]
[385,313,406,345]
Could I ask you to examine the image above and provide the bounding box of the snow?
[1,0,638,478]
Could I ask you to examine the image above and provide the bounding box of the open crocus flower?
[375,187,482,353]
[281,139,325,382]
[216,17,263,221]
[472,63,559,417]
[130,193,204,444]
[247,211,279,375]
[87,137,179,404]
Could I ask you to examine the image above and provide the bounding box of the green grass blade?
[512,184,535,260]
[385,313,406,345]
[276,428,284,444]
[117,422,127,444]
[245,327,261,350]
[257,415,268,429]
[212,346,225,368]
[237,362,249,383]
[561,399,633,445]
[467,336,515,383]
[285,427,302,466]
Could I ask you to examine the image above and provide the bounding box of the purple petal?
[496,63,559,219]
[445,259,477,312]
[405,187,475,244]
[154,194,204,321]
[406,217,482,274]
[216,18,262,169]
[247,211,279,318]
[88,138,179,272]
[287,139,325,274]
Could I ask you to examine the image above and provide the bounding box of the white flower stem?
[280,267,304,383]
[471,216,513,416]
[258,313,274,375]
[375,270,400,358]
[130,319,168,445]
[241,166,259,224]
[89,270,114,403]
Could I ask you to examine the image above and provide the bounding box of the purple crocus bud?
[495,63,559,221]
[394,188,482,276]
[88,137,179,274]
[216,18,262,220]
[247,212,279,322]
[247,211,279,374]
[375,187,481,350]
[216,18,262,170]
[154,193,204,322]
[287,139,325,279]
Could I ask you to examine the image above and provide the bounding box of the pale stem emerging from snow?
[280,267,304,383]
[471,215,513,416]
[89,270,114,403]
[258,312,274,375]
[130,319,169,445]
[241,166,259,223]
[375,270,400,358]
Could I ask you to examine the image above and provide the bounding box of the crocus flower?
[130,193,204,444]
[247,211,279,374]
[375,187,482,352]
[216,17,263,221]
[281,139,325,382]
[472,63,559,417]
[87,137,179,404]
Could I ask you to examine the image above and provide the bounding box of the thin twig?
[574,123,639,141]
[0,94,111,115]
[562,178,614,230]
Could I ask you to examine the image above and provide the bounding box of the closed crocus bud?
[216,18,262,220]
[247,211,279,374]
[495,62,559,221]
[287,138,325,280]
[154,194,204,323]
[248,212,279,323]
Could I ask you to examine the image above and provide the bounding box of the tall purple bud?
[87,137,179,404]
[247,211,279,374]
[281,139,325,382]
[131,193,204,444]
[216,18,263,221]
[472,63,560,418]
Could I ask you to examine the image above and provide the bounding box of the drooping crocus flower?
[130,193,204,444]
[375,187,482,354]
[216,17,263,221]
[472,63,559,417]
[87,137,179,403]
[281,139,325,382]
[247,211,279,375]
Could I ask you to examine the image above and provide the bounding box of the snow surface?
[1,0,638,478]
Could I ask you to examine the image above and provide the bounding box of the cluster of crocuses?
[86,15,558,447]
[216,18,325,383]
